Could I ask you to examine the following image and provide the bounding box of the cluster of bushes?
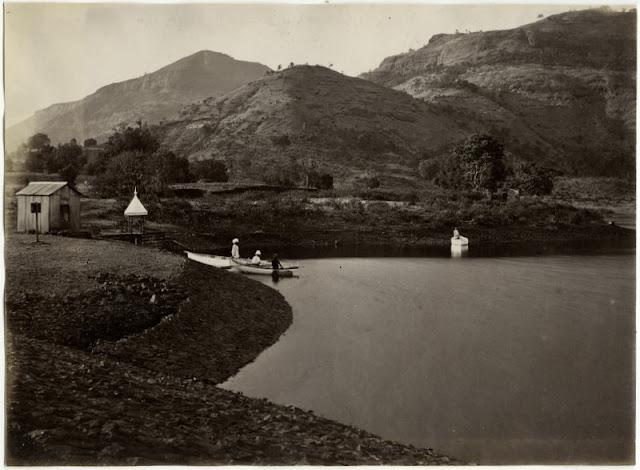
[424,66,479,92]
[12,126,243,199]
[418,133,558,197]
[8,134,87,185]
[306,170,334,190]
[144,183,604,240]
[94,150,192,199]
[85,124,191,199]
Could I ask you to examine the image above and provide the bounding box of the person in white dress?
[231,238,240,259]
[251,250,262,265]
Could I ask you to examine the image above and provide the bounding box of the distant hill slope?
[361,8,636,176]
[158,65,468,186]
[6,51,270,151]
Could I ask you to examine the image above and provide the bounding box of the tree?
[94,149,192,198]
[27,133,51,151]
[24,145,45,172]
[87,123,159,175]
[319,173,334,190]
[439,134,506,193]
[306,170,334,189]
[54,139,86,185]
[145,151,192,194]
[59,164,82,186]
[83,138,98,147]
[104,123,159,157]
[22,133,55,172]
[95,151,147,198]
[511,162,556,196]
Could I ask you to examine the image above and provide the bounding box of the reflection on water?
[217,237,635,261]
[450,245,469,258]
[222,252,635,464]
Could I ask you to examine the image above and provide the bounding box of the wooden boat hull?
[231,259,295,277]
[451,236,469,247]
[185,251,248,268]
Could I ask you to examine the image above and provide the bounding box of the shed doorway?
[60,204,70,229]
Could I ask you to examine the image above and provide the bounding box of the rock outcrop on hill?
[6,51,270,150]
[361,8,636,176]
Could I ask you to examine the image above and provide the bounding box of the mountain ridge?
[6,8,636,180]
[359,8,636,176]
[6,50,271,151]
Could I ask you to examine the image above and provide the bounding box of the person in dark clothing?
[271,253,284,270]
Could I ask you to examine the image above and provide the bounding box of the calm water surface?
[222,251,635,464]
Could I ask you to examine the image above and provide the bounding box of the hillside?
[6,51,270,150]
[7,8,635,181]
[361,8,636,176]
[159,65,467,186]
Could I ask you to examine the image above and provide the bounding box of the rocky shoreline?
[5,234,459,465]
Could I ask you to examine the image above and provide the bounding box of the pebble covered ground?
[7,336,456,465]
[5,234,459,465]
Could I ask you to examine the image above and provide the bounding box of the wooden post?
[31,201,42,243]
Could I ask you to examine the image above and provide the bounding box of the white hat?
[232,238,239,244]
[255,250,262,256]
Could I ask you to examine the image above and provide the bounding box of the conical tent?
[124,187,148,235]
[124,187,148,216]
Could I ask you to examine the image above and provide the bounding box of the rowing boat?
[231,258,295,277]
[185,251,249,268]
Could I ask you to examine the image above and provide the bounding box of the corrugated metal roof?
[16,181,69,196]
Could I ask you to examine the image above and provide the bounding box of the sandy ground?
[5,234,183,297]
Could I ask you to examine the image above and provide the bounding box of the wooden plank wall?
[16,187,81,233]
[17,195,49,233]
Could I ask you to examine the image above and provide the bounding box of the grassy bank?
[549,177,635,222]
[5,234,457,465]
[6,172,634,250]
[124,184,633,253]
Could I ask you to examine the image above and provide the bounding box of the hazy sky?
[4,2,627,126]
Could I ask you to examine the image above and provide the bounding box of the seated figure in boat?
[271,253,284,270]
[251,250,262,265]
[453,227,460,239]
[231,238,240,258]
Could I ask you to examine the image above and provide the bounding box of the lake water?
[221,249,635,464]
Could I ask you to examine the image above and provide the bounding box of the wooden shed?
[16,181,81,233]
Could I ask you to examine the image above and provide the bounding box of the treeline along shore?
[131,182,636,254]
[5,234,459,465]
[6,117,634,255]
